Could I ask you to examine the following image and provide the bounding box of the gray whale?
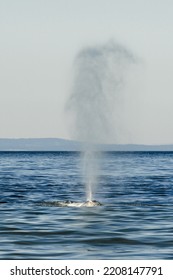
[40,200,102,207]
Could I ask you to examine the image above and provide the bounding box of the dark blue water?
[0,151,173,259]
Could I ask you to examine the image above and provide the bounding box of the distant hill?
[0,138,80,151]
[0,138,173,151]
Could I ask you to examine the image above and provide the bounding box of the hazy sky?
[1,0,173,144]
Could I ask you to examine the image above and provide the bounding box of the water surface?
[0,151,173,259]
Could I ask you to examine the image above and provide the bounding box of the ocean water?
[0,151,173,260]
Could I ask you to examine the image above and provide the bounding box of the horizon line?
[0,137,173,146]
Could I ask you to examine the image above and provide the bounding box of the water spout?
[67,40,135,201]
